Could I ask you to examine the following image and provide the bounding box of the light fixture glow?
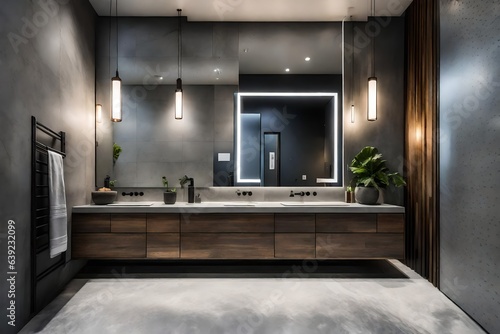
[368,77,377,121]
[305,57,311,61]
[96,104,102,123]
[285,68,290,72]
[350,105,355,123]
[175,78,183,120]
[175,9,183,120]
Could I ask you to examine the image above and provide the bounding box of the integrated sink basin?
[280,202,349,207]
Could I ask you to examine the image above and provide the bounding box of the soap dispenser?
[187,178,195,203]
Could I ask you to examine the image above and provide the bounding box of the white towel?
[48,150,67,258]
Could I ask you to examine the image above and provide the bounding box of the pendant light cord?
[116,0,119,74]
[109,0,112,77]
[371,0,375,77]
[177,9,182,80]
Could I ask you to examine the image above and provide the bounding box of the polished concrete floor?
[21,261,485,334]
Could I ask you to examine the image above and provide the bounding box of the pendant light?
[175,9,183,120]
[111,0,122,122]
[367,0,377,121]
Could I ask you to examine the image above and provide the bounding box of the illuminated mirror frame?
[235,92,341,185]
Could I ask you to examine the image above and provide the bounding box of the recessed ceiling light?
[154,75,163,80]
[285,68,290,72]
[243,48,249,53]
[305,57,311,61]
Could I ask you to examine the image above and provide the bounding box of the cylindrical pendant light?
[367,77,377,121]
[111,0,122,122]
[175,9,183,120]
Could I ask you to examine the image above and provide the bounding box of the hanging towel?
[48,150,67,258]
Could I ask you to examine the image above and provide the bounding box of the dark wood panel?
[111,214,147,233]
[316,214,377,233]
[316,233,404,259]
[72,233,146,258]
[181,233,274,259]
[147,214,180,233]
[275,233,315,258]
[181,214,274,233]
[72,213,110,233]
[147,233,180,259]
[377,214,405,233]
[275,214,315,233]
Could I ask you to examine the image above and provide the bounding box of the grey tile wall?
[439,1,500,333]
[0,1,96,332]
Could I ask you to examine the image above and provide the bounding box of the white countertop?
[73,201,405,214]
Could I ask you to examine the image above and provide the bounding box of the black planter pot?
[355,186,379,205]
[163,191,177,204]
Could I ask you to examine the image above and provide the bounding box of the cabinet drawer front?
[316,214,376,233]
[377,214,405,233]
[73,214,110,233]
[181,214,274,233]
[147,214,180,233]
[181,233,274,258]
[275,214,315,233]
[147,233,180,259]
[316,233,404,259]
[275,233,315,258]
[111,214,147,233]
[72,233,146,258]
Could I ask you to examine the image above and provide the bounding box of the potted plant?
[162,176,177,204]
[349,146,406,205]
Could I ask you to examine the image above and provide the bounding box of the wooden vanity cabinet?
[72,212,405,260]
[316,213,405,259]
[274,214,316,258]
[180,214,274,259]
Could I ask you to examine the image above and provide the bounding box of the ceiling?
[91,0,412,85]
[89,0,412,22]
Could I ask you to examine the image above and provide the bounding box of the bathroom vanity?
[72,203,405,260]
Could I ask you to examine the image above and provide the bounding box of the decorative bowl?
[91,191,117,205]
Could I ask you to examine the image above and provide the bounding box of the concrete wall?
[0,0,96,332]
[439,1,500,332]
[344,17,406,205]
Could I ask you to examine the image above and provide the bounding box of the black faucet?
[187,178,194,203]
[104,175,110,188]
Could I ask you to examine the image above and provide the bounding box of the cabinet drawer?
[275,233,315,258]
[275,214,315,233]
[147,214,180,233]
[147,233,180,259]
[72,233,146,258]
[377,214,404,233]
[111,214,147,233]
[72,214,110,233]
[316,233,404,259]
[316,214,376,233]
[181,233,274,259]
[181,214,274,233]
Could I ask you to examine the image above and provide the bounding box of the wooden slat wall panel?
[181,214,274,233]
[147,214,180,233]
[275,214,315,233]
[316,214,377,233]
[181,233,274,259]
[405,0,440,286]
[275,233,315,258]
